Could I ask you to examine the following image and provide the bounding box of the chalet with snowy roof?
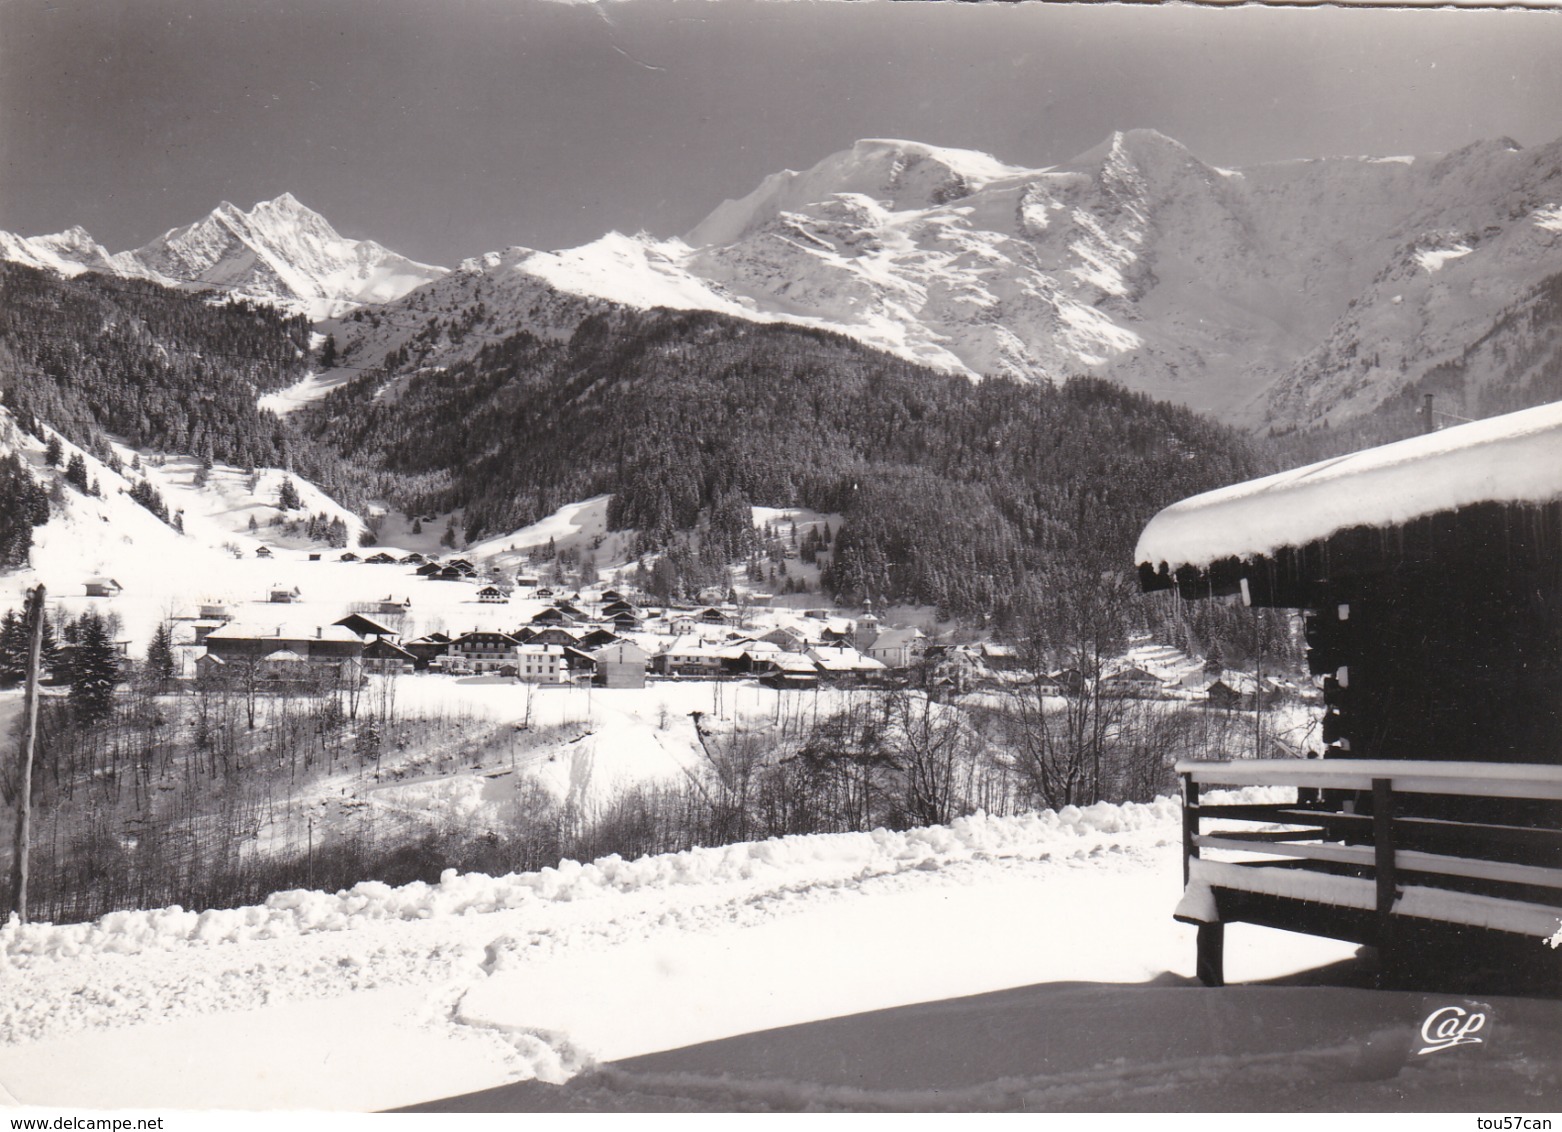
[599,589,625,603]
[577,628,621,650]
[364,551,398,565]
[414,562,442,577]
[601,600,636,617]
[477,585,507,604]
[400,553,426,565]
[446,630,521,675]
[610,611,642,631]
[254,546,272,559]
[363,638,417,675]
[527,627,580,649]
[806,645,887,684]
[530,607,578,626]
[651,640,726,677]
[697,607,730,625]
[267,584,301,604]
[376,596,412,615]
[434,564,471,581]
[1101,666,1164,698]
[862,627,925,668]
[403,632,452,671]
[84,577,123,597]
[446,559,475,572]
[339,552,360,563]
[757,624,811,652]
[1136,401,1562,988]
[198,623,364,685]
[592,641,650,689]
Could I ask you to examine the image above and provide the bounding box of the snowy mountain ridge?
[325,129,1562,427]
[0,193,446,321]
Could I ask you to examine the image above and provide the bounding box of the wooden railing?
[1174,758,1562,986]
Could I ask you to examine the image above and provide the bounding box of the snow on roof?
[206,623,362,643]
[1136,401,1562,573]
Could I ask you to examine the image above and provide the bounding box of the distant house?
[363,638,417,675]
[364,552,398,565]
[528,627,580,649]
[577,628,621,650]
[530,607,577,626]
[758,625,811,653]
[255,546,272,559]
[446,559,475,572]
[599,589,625,604]
[697,607,729,625]
[435,564,469,581]
[610,611,642,630]
[400,553,426,565]
[197,601,229,621]
[601,600,637,617]
[376,596,412,615]
[516,643,570,684]
[339,552,360,563]
[414,562,443,577]
[200,623,364,685]
[534,587,555,599]
[514,575,540,590]
[807,645,887,684]
[862,627,925,669]
[592,641,650,689]
[1203,679,1245,711]
[84,577,123,597]
[978,642,1022,672]
[403,632,452,671]
[759,652,820,690]
[477,585,508,604]
[447,630,521,675]
[651,639,726,677]
[1102,666,1164,698]
[308,553,321,562]
[267,584,301,604]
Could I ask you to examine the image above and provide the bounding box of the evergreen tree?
[44,435,61,467]
[276,476,303,510]
[64,453,89,493]
[0,609,26,686]
[319,333,339,369]
[69,609,120,723]
[145,621,176,686]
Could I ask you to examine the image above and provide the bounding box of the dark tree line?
[0,450,50,568]
[0,262,358,506]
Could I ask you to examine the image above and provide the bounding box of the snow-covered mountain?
[0,194,446,320]
[323,130,1562,426]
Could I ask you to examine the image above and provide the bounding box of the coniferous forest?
[299,308,1260,637]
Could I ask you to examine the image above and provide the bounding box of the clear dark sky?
[3,0,1560,266]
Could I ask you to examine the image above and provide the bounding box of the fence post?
[1372,777,1398,985]
[1182,773,1199,887]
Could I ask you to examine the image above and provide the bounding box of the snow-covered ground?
[4,793,1553,1113]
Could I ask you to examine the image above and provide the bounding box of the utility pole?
[11,584,45,924]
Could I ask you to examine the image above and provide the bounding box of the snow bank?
[1136,400,1562,572]
[1,798,1184,965]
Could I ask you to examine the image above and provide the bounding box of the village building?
[651,638,727,677]
[267,584,301,604]
[758,652,821,690]
[376,596,412,615]
[446,630,521,675]
[84,577,123,597]
[363,552,398,565]
[363,638,417,675]
[198,623,364,685]
[414,562,443,577]
[592,641,650,689]
[254,546,273,559]
[403,632,452,672]
[339,552,360,563]
[477,585,508,604]
[806,644,887,684]
[515,643,570,684]
[1101,665,1164,698]
[861,626,925,668]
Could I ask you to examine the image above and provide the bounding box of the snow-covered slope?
[0,194,446,321]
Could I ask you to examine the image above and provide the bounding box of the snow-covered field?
[3,793,1555,1113]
